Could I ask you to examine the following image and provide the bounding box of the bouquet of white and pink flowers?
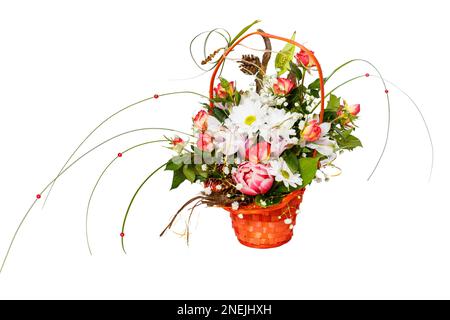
[160,24,364,248]
[1,20,433,273]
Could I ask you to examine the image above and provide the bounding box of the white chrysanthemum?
[262,107,301,140]
[227,94,268,135]
[268,159,303,189]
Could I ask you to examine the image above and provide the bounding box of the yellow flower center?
[244,115,257,126]
[281,170,290,179]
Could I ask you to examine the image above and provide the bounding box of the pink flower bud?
[295,50,315,68]
[214,81,235,99]
[302,120,322,142]
[193,110,208,132]
[171,136,184,146]
[273,78,295,96]
[196,132,214,152]
[346,103,360,116]
[232,162,274,196]
[246,142,271,164]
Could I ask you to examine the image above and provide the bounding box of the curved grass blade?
[85,139,166,255]
[120,163,167,254]
[0,127,191,273]
[43,90,207,207]
[229,20,261,47]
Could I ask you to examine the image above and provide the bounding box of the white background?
[0,0,449,299]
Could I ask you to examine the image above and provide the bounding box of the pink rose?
[295,49,315,68]
[193,110,208,132]
[273,78,295,96]
[232,162,274,196]
[302,120,322,142]
[196,132,214,152]
[246,141,271,164]
[214,81,235,99]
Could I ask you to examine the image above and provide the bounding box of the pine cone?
[238,54,261,75]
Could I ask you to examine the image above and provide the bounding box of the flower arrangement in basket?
[0,20,433,272]
[159,26,364,248]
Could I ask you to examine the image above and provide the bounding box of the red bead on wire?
[117,152,123,158]
[385,89,389,94]
[365,73,370,77]
[153,94,159,99]
[36,194,41,199]
[120,232,125,238]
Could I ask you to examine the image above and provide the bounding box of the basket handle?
[209,31,325,123]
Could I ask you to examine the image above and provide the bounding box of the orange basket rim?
[222,188,305,215]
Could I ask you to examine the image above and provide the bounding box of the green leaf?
[229,19,261,46]
[170,169,186,190]
[282,150,299,173]
[299,156,320,187]
[165,154,189,171]
[212,107,227,123]
[308,78,321,90]
[219,77,230,90]
[326,94,340,112]
[289,61,303,80]
[337,134,362,150]
[275,32,296,76]
[195,164,208,179]
[182,164,196,182]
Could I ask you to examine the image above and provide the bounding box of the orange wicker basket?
[223,189,305,248]
[208,30,323,249]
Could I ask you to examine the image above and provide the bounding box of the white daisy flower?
[268,159,303,189]
[223,166,230,175]
[201,164,207,171]
[227,95,268,135]
[236,183,243,191]
[284,218,292,224]
[216,185,222,190]
[232,202,240,211]
[204,187,212,195]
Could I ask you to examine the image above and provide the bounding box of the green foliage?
[289,61,303,81]
[326,94,341,112]
[170,168,186,190]
[336,133,363,150]
[195,164,208,179]
[229,19,261,46]
[275,32,296,76]
[255,194,283,207]
[308,78,321,90]
[182,164,196,182]
[299,156,320,187]
[282,150,299,174]
[212,107,228,123]
[165,154,190,171]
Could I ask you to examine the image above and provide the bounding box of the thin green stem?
[121,163,167,254]
[43,90,206,207]
[85,139,166,255]
[0,127,191,273]
[311,75,366,112]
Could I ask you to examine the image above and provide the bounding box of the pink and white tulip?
[193,110,209,132]
[233,162,274,196]
[301,120,322,142]
[273,78,295,96]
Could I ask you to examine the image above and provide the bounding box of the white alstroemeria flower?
[268,159,303,189]
[206,115,222,132]
[213,128,246,156]
[267,133,298,158]
[300,120,337,156]
[227,94,268,135]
